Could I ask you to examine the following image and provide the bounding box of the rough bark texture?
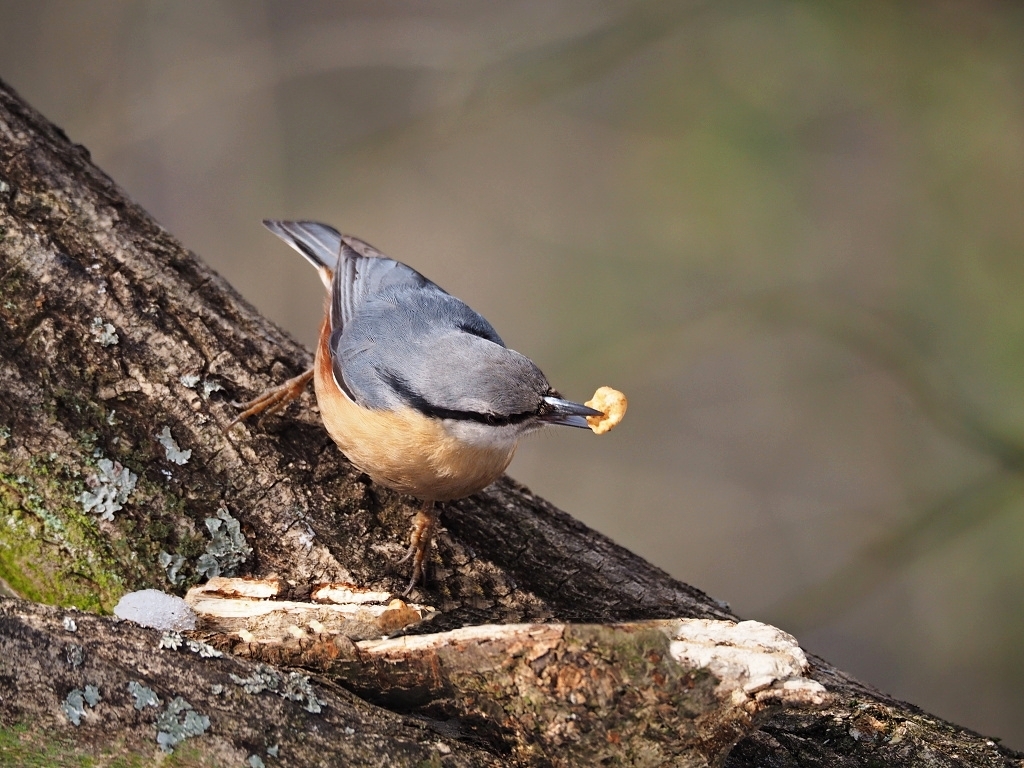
[0,77,1021,766]
[0,596,500,767]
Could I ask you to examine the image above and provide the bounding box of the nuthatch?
[233,220,602,593]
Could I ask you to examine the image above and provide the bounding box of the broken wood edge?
[184,577,437,643]
[352,618,830,712]
[344,619,830,764]
[185,588,830,766]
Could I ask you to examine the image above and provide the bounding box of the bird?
[231,220,602,594]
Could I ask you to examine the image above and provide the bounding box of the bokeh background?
[2,0,1023,747]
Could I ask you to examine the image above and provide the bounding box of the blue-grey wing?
[334,295,548,418]
[330,237,435,337]
[326,238,515,411]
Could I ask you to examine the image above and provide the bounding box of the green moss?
[0,429,219,609]
[0,265,29,297]
[0,350,230,607]
[0,467,127,612]
[0,724,140,767]
[0,723,224,767]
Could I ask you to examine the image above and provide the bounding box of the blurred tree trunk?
[0,78,1019,767]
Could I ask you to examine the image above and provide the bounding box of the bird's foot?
[398,501,437,596]
[226,368,314,431]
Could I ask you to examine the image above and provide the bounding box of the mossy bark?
[0,77,1021,767]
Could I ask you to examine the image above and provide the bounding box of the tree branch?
[0,77,1019,767]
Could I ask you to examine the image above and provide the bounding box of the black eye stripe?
[380,371,539,426]
[426,405,537,426]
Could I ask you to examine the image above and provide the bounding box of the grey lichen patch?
[179,636,223,658]
[154,696,210,753]
[159,550,186,586]
[188,639,223,658]
[65,643,84,670]
[60,691,85,725]
[88,317,118,347]
[195,508,251,579]
[128,681,161,710]
[180,374,223,398]
[157,630,222,657]
[230,665,279,695]
[61,685,100,726]
[156,426,191,465]
[79,458,137,521]
[201,380,224,398]
[280,672,325,713]
[230,663,325,714]
[158,631,184,650]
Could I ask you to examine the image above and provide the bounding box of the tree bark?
[0,77,1019,766]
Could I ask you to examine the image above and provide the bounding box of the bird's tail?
[262,220,342,271]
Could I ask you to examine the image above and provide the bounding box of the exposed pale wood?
[191,589,830,768]
[185,578,436,642]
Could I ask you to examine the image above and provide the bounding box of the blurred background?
[2,0,1022,748]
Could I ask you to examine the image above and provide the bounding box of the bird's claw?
[400,501,437,595]
[226,368,314,431]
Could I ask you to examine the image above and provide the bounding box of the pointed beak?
[539,396,603,429]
